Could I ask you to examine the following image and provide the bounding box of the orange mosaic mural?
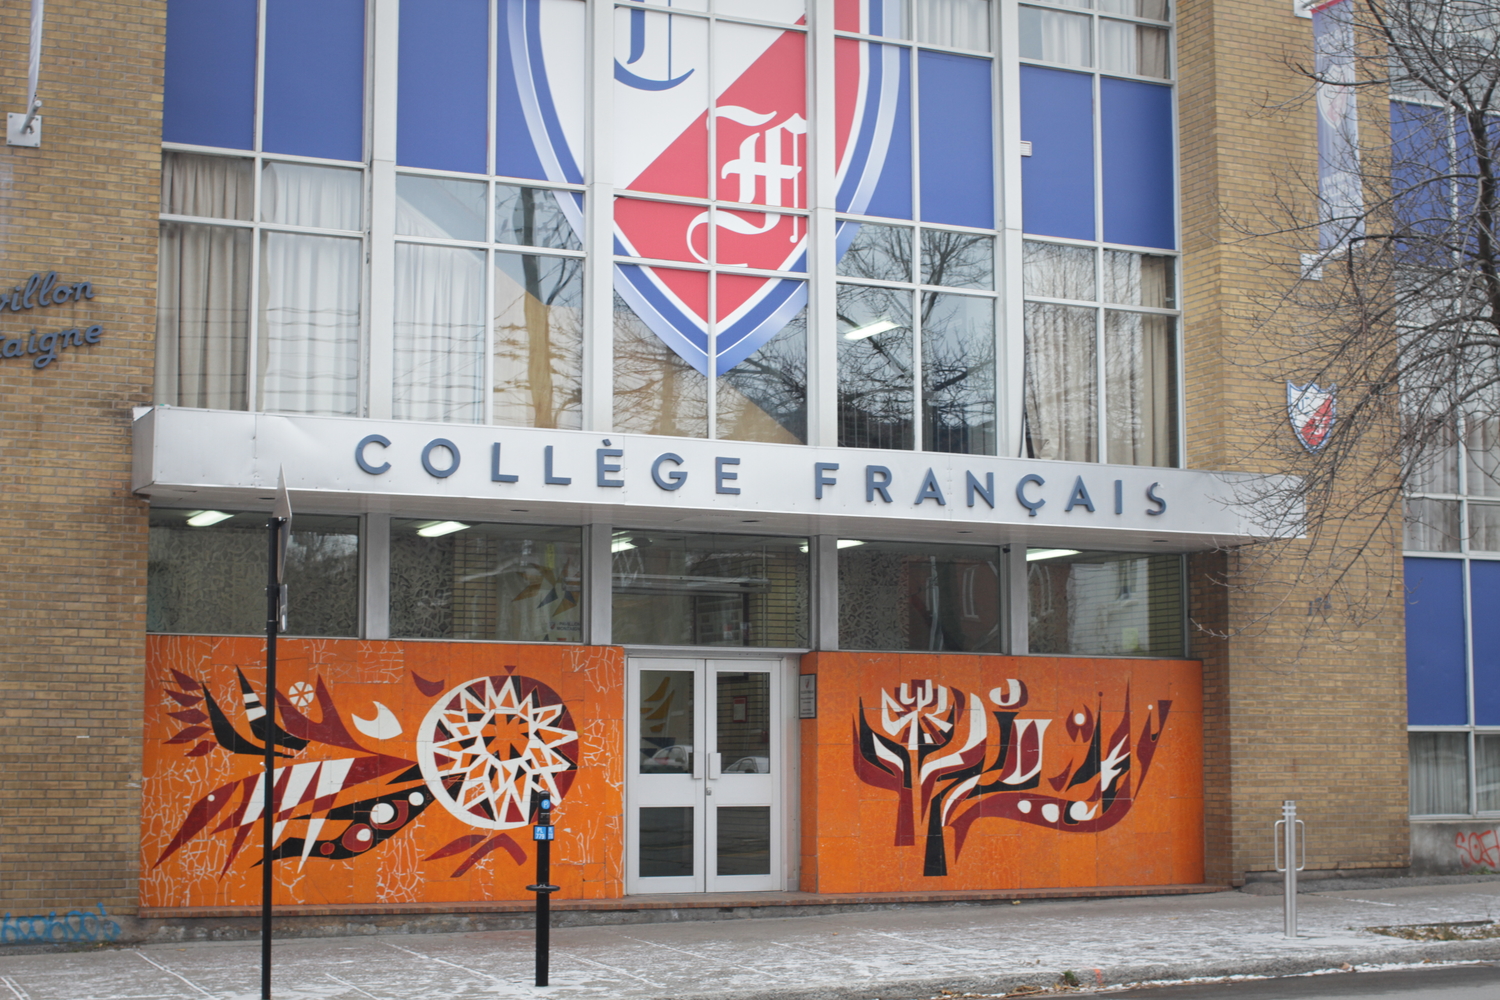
[798,652,1203,893]
[142,636,625,908]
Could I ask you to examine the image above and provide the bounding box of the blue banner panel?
[1100,78,1175,250]
[849,45,912,220]
[263,0,366,161]
[399,0,489,173]
[917,51,993,229]
[1470,561,1500,725]
[1406,557,1469,726]
[162,0,257,149]
[497,0,555,182]
[1019,66,1094,241]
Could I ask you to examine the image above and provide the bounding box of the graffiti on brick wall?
[0,905,121,944]
[855,677,1170,877]
[1455,828,1500,870]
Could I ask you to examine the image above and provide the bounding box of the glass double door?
[627,657,782,894]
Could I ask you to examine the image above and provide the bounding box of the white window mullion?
[583,0,615,433]
[366,0,399,419]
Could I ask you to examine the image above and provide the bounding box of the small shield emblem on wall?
[1287,381,1336,453]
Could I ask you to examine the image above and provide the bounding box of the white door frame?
[624,652,800,894]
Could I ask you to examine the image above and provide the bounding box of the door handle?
[708,751,721,780]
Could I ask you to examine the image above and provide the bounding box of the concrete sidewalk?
[3,881,1500,1000]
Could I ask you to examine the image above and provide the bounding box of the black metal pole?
[262,516,283,1000]
[527,796,558,988]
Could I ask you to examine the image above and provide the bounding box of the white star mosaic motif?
[416,674,579,831]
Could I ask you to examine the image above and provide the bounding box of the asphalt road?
[1110,964,1500,1000]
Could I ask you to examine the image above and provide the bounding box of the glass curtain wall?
[1405,414,1500,817]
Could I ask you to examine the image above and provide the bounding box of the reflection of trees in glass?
[837,284,914,448]
[838,223,912,282]
[613,291,709,437]
[718,309,808,444]
[921,230,994,289]
[495,186,582,251]
[1022,241,1094,299]
[921,292,996,454]
[494,251,583,429]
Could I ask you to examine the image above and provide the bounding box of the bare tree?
[1220,0,1500,637]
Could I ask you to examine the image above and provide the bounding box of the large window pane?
[393,244,486,423]
[921,230,994,289]
[1471,504,1500,551]
[1019,6,1092,67]
[839,540,1001,652]
[838,283,914,448]
[156,222,251,409]
[396,174,486,241]
[916,0,991,51]
[640,669,695,773]
[148,509,359,637]
[1465,414,1500,497]
[718,302,808,445]
[639,807,694,878]
[494,252,584,429]
[162,152,252,220]
[922,292,996,454]
[1027,548,1184,657]
[1105,310,1176,467]
[389,520,582,642]
[261,161,362,230]
[1404,497,1460,551]
[612,531,810,647]
[258,232,361,415]
[613,270,710,438]
[1408,420,1458,494]
[1409,732,1470,815]
[1024,302,1097,461]
[496,186,582,250]
[1024,241,1095,300]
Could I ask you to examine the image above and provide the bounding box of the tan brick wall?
[1179,0,1409,882]
[0,0,163,914]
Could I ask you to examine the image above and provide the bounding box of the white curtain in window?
[1105,311,1174,466]
[1099,20,1170,78]
[261,161,362,231]
[394,243,487,423]
[1409,732,1470,815]
[156,222,251,409]
[259,232,362,415]
[1019,6,1091,66]
[162,151,252,220]
[917,0,990,51]
[1024,303,1096,461]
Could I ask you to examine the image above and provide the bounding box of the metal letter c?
[356,434,391,475]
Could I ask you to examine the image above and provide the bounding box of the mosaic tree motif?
[854,678,1171,876]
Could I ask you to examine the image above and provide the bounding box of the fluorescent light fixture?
[1027,548,1081,562]
[612,537,636,553]
[837,539,865,549]
[843,319,900,341]
[185,510,233,527]
[416,520,469,538]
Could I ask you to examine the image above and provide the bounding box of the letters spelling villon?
[1,271,102,369]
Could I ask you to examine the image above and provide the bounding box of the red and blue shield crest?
[507,0,908,377]
[1287,381,1336,453]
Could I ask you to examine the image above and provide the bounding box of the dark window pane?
[717,672,771,773]
[921,291,996,455]
[717,806,771,876]
[838,283,914,449]
[839,540,1001,652]
[613,531,810,647]
[640,807,695,878]
[1027,548,1184,657]
[389,520,582,642]
[148,510,359,637]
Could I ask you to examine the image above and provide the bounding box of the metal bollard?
[526,795,559,987]
[1273,799,1306,938]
